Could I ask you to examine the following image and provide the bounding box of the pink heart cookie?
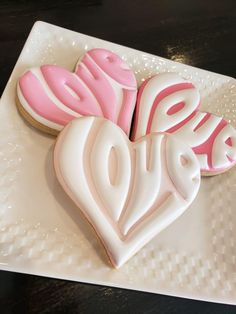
[131,73,236,175]
[54,116,200,267]
[17,48,137,136]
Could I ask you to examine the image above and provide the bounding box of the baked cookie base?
[16,95,60,137]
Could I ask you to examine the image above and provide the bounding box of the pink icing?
[167,102,185,115]
[19,71,74,125]
[41,65,103,116]
[88,49,136,88]
[75,54,116,121]
[226,137,232,146]
[18,49,137,135]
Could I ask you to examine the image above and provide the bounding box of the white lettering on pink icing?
[18,48,137,135]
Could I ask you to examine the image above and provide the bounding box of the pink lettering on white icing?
[131,73,236,174]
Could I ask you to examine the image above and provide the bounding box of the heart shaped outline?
[54,116,200,267]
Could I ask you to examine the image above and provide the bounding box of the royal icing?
[54,117,200,267]
[17,48,137,135]
[131,73,236,174]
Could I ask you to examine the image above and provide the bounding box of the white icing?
[151,89,200,132]
[212,124,236,168]
[54,117,200,267]
[196,154,209,170]
[134,72,236,173]
[135,73,199,139]
[166,135,200,201]
[119,135,163,235]
[90,121,131,222]
[173,111,222,147]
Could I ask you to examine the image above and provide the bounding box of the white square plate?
[0,21,236,304]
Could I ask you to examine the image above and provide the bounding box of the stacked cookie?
[16,49,236,267]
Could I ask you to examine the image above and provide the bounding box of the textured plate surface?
[0,21,236,304]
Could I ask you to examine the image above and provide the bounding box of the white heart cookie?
[54,117,200,267]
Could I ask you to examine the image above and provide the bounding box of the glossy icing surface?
[132,73,236,173]
[54,117,200,267]
[18,48,137,135]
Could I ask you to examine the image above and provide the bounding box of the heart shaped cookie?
[131,72,236,175]
[54,116,200,267]
[17,48,137,136]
